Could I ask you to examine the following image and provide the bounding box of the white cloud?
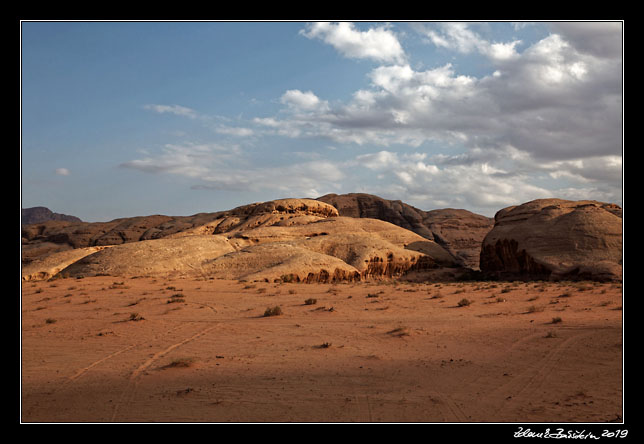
[349,149,553,215]
[55,168,70,176]
[280,89,328,111]
[258,25,621,168]
[121,141,344,197]
[215,126,255,137]
[143,104,198,119]
[125,23,621,214]
[195,160,344,197]
[120,143,240,178]
[418,22,521,61]
[300,22,406,64]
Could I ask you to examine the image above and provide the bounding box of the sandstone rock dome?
[480,199,622,281]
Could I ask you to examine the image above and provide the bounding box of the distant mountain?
[22,207,82,225]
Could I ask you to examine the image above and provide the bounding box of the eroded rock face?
[317,193,494,269]
[480,199,623,282]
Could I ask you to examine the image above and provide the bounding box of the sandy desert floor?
[21,276,623,423]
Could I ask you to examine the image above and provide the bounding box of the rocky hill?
[480,199,623,282]
[22,198,462,282]
[21,196,623,283]
[22,207,82,225]
[317,193,494,270]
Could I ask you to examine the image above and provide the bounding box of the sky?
[20,21,623,222]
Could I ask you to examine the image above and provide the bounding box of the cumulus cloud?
[349,149,553,214]
[417,22,522,61]
[127,23,621,215]
[300,22,406,64]
[549,22,622,59]
[260,24,621,163]
[280,89,329,112]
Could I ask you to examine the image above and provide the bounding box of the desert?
[20,195,623,423]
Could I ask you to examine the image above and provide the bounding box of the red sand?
[21,276,623,423]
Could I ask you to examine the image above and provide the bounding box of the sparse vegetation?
[304,298,317,305]
[45,318,57,324]
[166,357,196,368]
[551,316,563,324]
[387,327,410,337]
[457,298,472,307]
[263,306,283,317]
[128,312,145,321]
[167,294,186,304]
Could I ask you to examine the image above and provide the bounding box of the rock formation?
[317,193,494,269]
[480,199,622,282]
[23,198,461,282]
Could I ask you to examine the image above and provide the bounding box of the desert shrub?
[387,327,410,337]
[263,306,283,317]
[167,293,185,303]
[304,298,317,305]
[166,357,195,368]
[551,316,563,324]
[128,312,144,321]
[457,298,472,307]
[45,318,57,324]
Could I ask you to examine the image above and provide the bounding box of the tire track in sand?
[110,323,218,421]
[482,330,594,419]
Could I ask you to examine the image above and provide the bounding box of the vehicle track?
[482,330,594,419]
[110,323,218,421]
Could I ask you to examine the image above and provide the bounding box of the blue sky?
[21,21,623,222]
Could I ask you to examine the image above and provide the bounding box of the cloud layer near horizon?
[123,22,622,216]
